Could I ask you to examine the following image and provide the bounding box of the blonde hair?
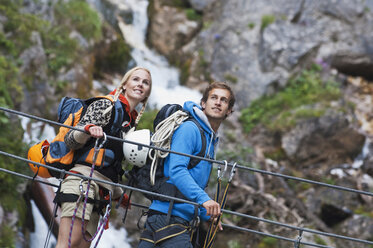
[107,66,152,128]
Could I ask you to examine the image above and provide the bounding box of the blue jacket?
[149,101,218,222]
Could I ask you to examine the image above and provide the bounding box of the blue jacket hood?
[183,101,215,136]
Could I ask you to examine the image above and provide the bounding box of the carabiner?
[94,133,107,151]
[228,162,237,182]
[79,179,86,195]
[218,160,228,180]
[294,230,303,248]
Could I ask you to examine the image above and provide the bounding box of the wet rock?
[88,0,133,30]
[147,1,201,60]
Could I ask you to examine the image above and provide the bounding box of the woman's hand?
[85,124,104,138]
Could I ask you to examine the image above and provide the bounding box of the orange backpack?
[27,95,124,178]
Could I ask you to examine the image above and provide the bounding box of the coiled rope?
[148,110,189,185]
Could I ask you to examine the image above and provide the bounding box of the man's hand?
[202,199,221,218]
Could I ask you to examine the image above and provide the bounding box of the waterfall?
[91,0,202,108]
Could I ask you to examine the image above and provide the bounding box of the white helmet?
[123,129,151,167]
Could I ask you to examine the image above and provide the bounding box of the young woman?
[55,67,152,248]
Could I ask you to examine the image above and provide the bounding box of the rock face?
[145,1,373,247]
[281,112,365,166]
[147,0,373,109]
[147,1,201,61]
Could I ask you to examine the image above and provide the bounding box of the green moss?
[94,34,131,76]
[216,146,254,168]
[203,21,212,29]
[239,64,341,133]
[179,59,191,85]
[248,22,255,29]
[258,237,278,248]
[228,240,242,248]
[263,147,287,161]
[43,28,79,73]
[0,224,15,248]
[185,8,202,21]
[136,109,159,131]
[261,14,276,31]
[224,73,238,84]
[0,56,21,108]
[0,0,49,56]
[160,0,188,8]
[54,0,102,41]
[354,206,373,218]
[314,235,328,245]
[322,177,336,185]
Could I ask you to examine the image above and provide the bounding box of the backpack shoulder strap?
[186,118,207,170]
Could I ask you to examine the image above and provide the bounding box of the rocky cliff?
[146,0,373,247]
[1,0,373,247]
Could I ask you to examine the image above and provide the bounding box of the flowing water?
[90,0,202,108]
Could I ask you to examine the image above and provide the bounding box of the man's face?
[201,88,232,121]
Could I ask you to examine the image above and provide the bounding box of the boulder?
[147,1,201,60]
[281,112,365,166]
[336,215,373,246]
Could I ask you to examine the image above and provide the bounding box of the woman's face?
[123,69,151,105]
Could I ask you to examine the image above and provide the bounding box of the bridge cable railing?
[1,106,373,198]
[0,151,372,247]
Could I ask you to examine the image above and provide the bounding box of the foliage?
[239,64,341,133]
[258,237,278,248]
[185,8,202,21]
[43,27,79,73]
[0,224,15,248]
[136,109,159,131]
[314,235,328,245]
[94,33,131,76]
[354,206,373,218]
[0,0,49,56]
[54,0,102,41]
[248,22,255,29]
[216,145,255,168]
[43,0,102,74]
[261,14,276,31]
[228,240,242,248]
[224,73,238,84]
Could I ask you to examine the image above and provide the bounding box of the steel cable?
[1,106,373,197]
[1,153,373,246]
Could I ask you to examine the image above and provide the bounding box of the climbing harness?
[67,134,112,248]
[139,208,200,245]
[203,161,236,248]
[148,110,189,185]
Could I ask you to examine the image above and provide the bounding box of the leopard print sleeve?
[64,99,113,149]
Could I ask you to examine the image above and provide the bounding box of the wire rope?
[1,153,373,246]
[1,106,373,197]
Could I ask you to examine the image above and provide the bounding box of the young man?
[138,82,235,248]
